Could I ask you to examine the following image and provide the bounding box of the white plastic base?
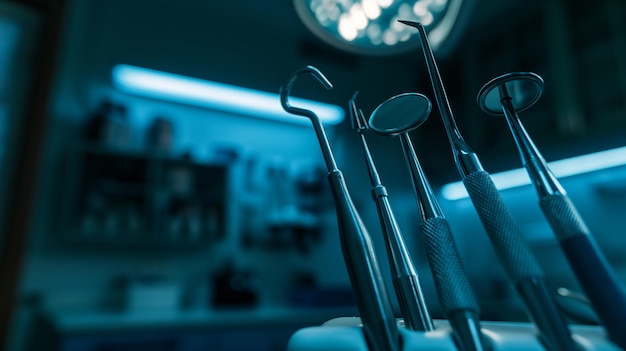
[288,318,619,350]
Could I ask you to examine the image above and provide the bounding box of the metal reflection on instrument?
[478,72,543,116]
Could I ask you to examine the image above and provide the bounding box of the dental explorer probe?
[478,71,626,350]
[280,66,399,351]
[368,92,487,351]
[350,93,434,332]
[400,20,577,351]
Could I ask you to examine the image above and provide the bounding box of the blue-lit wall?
[440,165,626,305]
[19,0,426,321]
[16,0,436,311]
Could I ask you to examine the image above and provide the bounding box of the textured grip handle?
[420,217,480,315]
[465,172,577,350]
[540,194,626,350]
[463,171,544,281]
[539,193,592,240]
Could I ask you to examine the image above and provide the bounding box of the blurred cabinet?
[60,144,227,246]
[565,0,626,133]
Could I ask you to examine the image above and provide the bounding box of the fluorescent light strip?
[112,64,344,125]
[441,146,626,200]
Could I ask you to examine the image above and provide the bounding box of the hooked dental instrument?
[280,65,399,351]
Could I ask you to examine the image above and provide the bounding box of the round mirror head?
[477,72,544,115]
[369,93,432,136]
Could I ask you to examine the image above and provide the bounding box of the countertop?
[47,306,359,334]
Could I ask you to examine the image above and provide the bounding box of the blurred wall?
[18,0,427,317]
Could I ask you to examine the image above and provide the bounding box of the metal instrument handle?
[540,193,626,350]
[515,276,577,350]
[391,275,433,332]
[373,187,434,331]
[420,217,479,315]
[420,217,486,351]
[463,170,544,280]
[328,170,400,351]
[464,170,578,350]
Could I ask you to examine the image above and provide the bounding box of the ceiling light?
[440,146,626,200]
[112,64,345,125]
[294,0,468,55]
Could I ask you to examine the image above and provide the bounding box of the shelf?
[48,306,358,333]
[60,144,228,247]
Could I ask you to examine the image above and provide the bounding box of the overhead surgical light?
[112,64,345,125]
[440,146,626,200]
[293,0,468,55]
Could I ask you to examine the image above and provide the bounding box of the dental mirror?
[369,93,432,136]
[368,91,489,351]
[477,72,544,115]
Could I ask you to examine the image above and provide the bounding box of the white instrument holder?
[288,317,619,350]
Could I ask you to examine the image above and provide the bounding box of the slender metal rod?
[351,98,434,331]
[280,66,399,351]
[399,134,443,220]
[498,85,564,197]
[399,20,482,177]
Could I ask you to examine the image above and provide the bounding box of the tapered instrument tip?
[398,20,422,28]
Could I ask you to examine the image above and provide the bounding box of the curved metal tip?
[349,91,359,131]
[279,65,334,121]
[350,90,359,102]
[398,20,422,29]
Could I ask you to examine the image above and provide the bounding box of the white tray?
[288,317,619,350]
